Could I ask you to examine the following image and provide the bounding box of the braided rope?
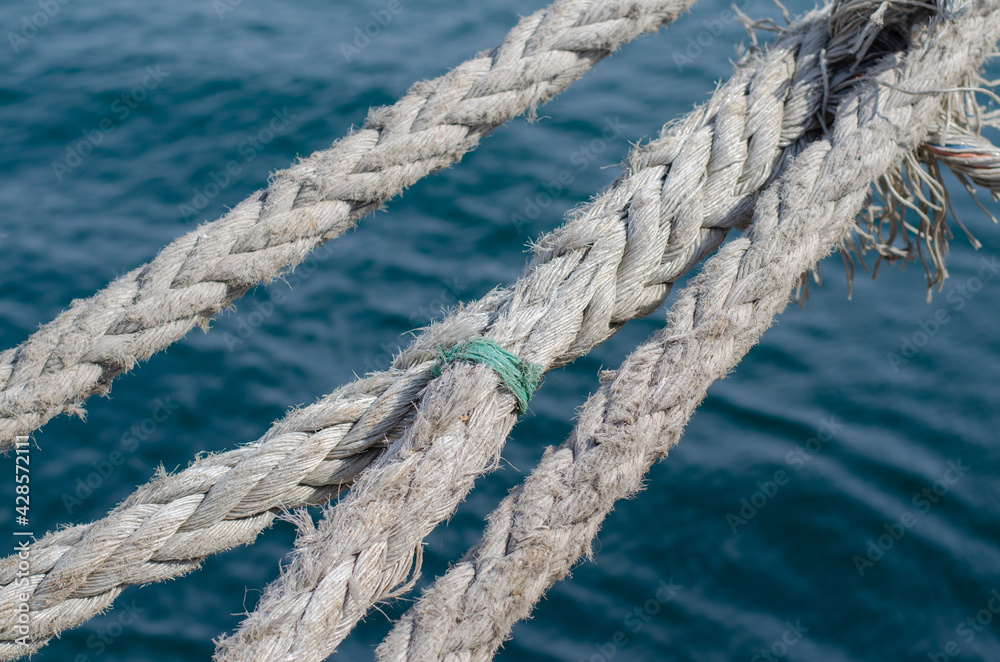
[376,6,1000,659]
[0,2,880,656]
[213,4,964,661]
[0,0,699,447]
[4,1,978,658]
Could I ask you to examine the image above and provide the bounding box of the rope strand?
[0,0,699,447]
[377,6,1000,659]
[215,3,984,661]
[0,1,870,656]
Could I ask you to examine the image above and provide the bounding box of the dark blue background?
[1,1,998,660]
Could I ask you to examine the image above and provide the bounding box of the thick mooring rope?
[0,0,700,447]
[0,2,920,657]
[376,5,1000,659]
[215,3,995,661]
[3,2,996,660]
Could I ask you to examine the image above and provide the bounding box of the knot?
[433,339,542,414]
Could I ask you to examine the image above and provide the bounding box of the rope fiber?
[0,0,701,447]
[378,3,1000,658]
[1,1,997,660]
[214,3,1000,661]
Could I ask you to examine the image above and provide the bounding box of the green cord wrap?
[433,339,542,414]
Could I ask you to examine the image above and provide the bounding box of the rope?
[0,0,700,448]
[434,340,542,414]
[213,3,988,661]
[376,5,1000,659]
[0,1,986,659]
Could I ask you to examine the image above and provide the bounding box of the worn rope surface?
[0,1,895,656]
[376,5,1000,659]
[213,3,972,661]
[0,0,700,447]
[0,1,976,659]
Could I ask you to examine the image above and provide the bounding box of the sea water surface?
[1,1,998,660]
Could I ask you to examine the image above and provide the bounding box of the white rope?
[0,1,906,657]
[377,5,1000,660]
[2,2,994,660]
[215,3,993,661]
[0,0,699,447]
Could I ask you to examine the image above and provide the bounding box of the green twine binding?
[432,339,542,414]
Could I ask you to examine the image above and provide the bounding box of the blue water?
[1,1,999,660]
